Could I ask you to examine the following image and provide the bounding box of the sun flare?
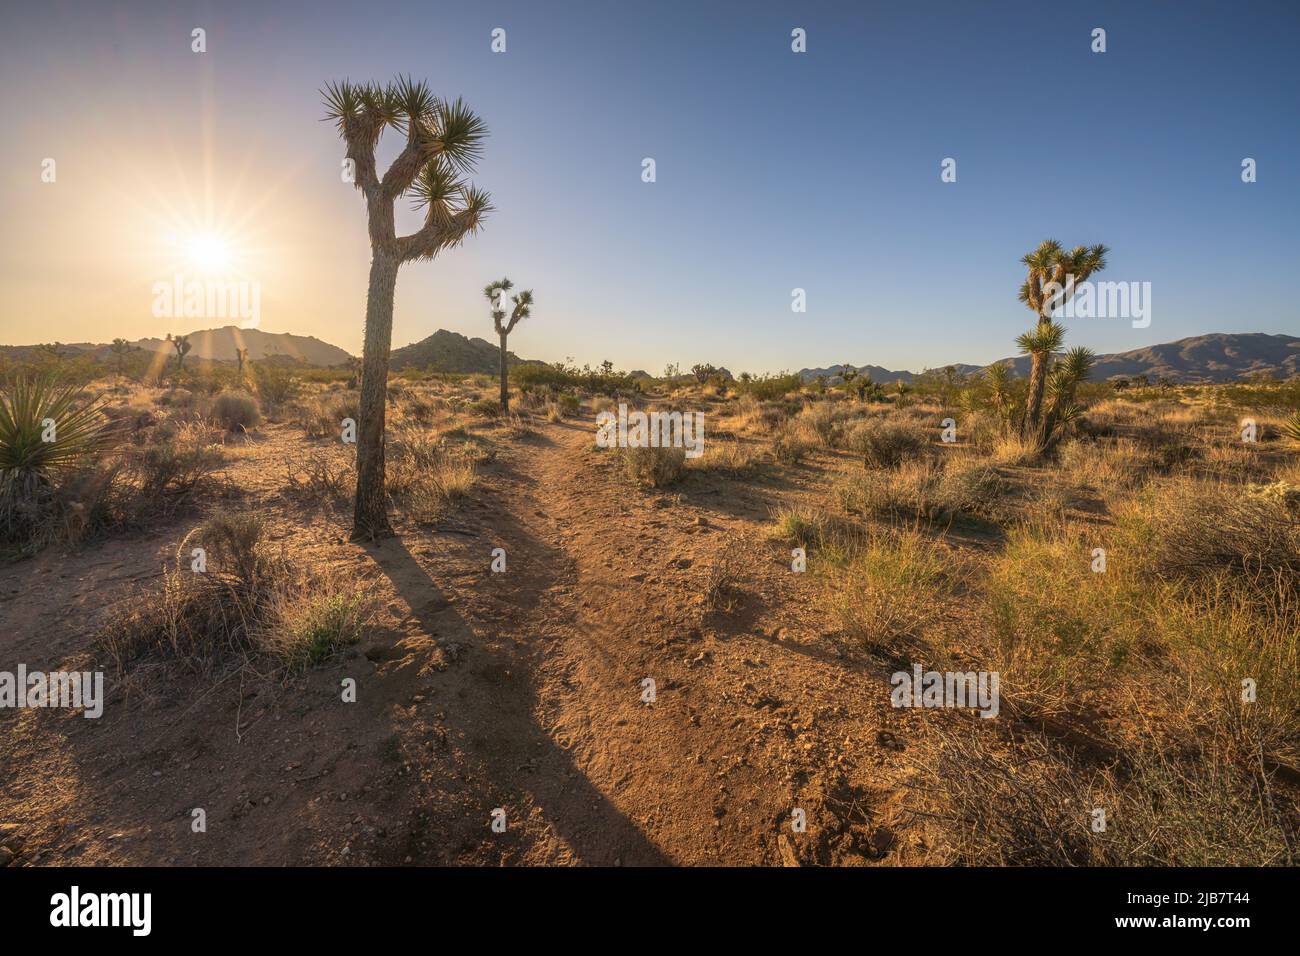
[183,234,233,273]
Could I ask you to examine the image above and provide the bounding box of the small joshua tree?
[166,333,192,372]
[109,338,132,378]
[323,76,492,538]
[691,363,716,384]
[236,346,249,379]
[484,278,533,412]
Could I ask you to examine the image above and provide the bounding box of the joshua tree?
[109,338,132,378]
[691,363,716,384]
[1016,239,1108,439]
[236,347,249,378]
[166,333,192,372]
[483,278,533,412]
[322,76,492,538]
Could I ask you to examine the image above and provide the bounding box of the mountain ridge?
[797,333,1300,385]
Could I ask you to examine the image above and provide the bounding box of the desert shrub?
[916,732,1294,866]
[386,428,478,523]
[264,584,372,672]
[932,460,1009,520]
[499,413,536,438]
[283,453,356,509]
[834,458,1003,524]
[297,395,359,439]
[400,393,441,425]
[984,522,1146,717]
[469,398,501,418]
[251,364,300,408]
[736,372,802,402]
[128,439,224,510]
[620,445,686,488]
[1149,572,1300,768]
[769,505,827,548]
[989,432,1041,466]
[770,423,816,464]
[96,513,374,676]
[844,419,927,468]
[1119,477,1300,580]
[821,529,958,653]
[688,438,760,476]
[210,391,261,432]
[796,402,849,447]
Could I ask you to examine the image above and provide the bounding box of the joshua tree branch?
[395,202,488,263]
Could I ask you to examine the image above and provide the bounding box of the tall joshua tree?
[1016,239,1107,439]
[484,278,533,412]
[322,76,492,538]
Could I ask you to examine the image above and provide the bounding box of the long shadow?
[362,533,672,866]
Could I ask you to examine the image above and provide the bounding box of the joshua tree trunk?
[499,331,510,412]
[353,254,399,537]
[1022,321,1049,437]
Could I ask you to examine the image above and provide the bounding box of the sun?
[183,233,233,273]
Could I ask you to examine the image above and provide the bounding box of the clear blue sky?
[1,0,1297,373]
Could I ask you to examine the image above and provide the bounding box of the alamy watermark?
[891,665,1000,718]
[0,665,104,718]
[1045,274,1151,328]
[151,273,261,329]
[596,402,705,458]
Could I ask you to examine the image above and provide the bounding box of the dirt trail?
[0,417,921,866]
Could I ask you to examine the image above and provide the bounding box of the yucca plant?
[322,75,492,538]
[1284,412,1300,445]
[0,373,112,541]
[1039,346,1095,449]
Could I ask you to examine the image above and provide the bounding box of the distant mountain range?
[4,329,1296,384]
[1,326,352,367]
[798,333,1300,385]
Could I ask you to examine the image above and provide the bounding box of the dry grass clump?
[843,418,927,468]
[297,395,359,439]
[821,528,960,654]
[386,428,478,524]
[687,437,761,476]
[1119,477,1300,580]
[983,522,1146,718]
[210,391,261,432]
[913,731,1295,866]
[834,456,1007,524]
[619,445,686,488]
[283,452,356,509]
[989,432,1041,467]
[96,512,375,676]
[769,420,818,464]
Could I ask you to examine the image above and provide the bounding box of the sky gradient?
[1,0,1297,374]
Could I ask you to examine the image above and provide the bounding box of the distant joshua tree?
[109,338,132,377]
[236,347,250,378]
[691,363,716,384]
[166,333,192,372]
[483,277,534,412]
[1016,239,1107,443]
